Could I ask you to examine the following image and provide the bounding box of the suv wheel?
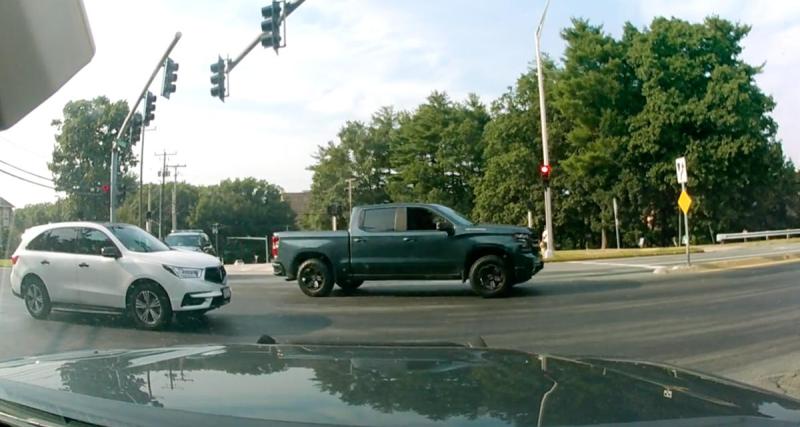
[336,278,364,293]
[128,283,172,330]
[23,277,51,319]
[297,259,334,297]
[469,255,512,298]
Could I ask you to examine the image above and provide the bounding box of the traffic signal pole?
[109,32,182,222]
[535,0,554,259]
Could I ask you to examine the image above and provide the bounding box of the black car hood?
[0,344,799,427]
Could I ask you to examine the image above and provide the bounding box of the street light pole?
[345,178,355,214]
[535,0,554,259]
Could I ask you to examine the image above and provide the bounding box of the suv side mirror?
[101,246,121,259]
[436,221,454,235]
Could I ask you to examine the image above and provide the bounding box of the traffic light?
[539,164,552,185]
[161,57,179,98]
[101,184,110,194]
[130,112,143,144]
[144,91,156,126]
[210,57,226,102]
[260,1,282,51]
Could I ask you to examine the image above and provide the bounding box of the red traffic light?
[539,164,552,176]
[101,184,110,193]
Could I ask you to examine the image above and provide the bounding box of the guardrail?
[716,229,800,243]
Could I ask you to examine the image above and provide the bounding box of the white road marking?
[566,260,662,270]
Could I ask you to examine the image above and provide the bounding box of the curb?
[655,253,800,274]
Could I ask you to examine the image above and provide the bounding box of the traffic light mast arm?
[226,0,305,74]
[110,31,182,223]
[114,32,181,148]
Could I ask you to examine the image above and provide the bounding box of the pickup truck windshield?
[436,206,473,226]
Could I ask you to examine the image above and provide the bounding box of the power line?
[0,159,52,182]
[0,134,51,159]
[0,167,56,189]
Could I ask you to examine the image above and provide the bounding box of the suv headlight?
[163,265,204,279]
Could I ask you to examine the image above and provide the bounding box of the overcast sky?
[2,0,799,208]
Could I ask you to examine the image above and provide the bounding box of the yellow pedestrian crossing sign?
[678,189,692,214]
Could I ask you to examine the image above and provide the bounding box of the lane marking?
[566,260,661,270]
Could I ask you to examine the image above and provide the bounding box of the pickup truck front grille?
[205,266,226,284]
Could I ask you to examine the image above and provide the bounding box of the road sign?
[675,157,688,184]
[678,189,692,214]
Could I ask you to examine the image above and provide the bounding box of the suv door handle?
[40,260,50,265]
[353,238,365,243]
[78,262,89,268]
[402,237,416,242]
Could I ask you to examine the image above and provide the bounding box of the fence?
[716,229,800,243]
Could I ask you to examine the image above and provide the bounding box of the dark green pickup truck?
[272,203,543,298]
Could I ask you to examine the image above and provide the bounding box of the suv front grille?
[205,266,226,284]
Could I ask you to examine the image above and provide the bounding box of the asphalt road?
[1,254,800,395]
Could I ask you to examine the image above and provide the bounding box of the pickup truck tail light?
[271,236,280,259]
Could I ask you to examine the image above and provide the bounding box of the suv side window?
[27,231,51,251]
[77,228,116,256]
[407,207,448,231]
[28,227,77,253]
[361,208,396,232]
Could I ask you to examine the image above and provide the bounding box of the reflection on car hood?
[134,249,219,268]
[0,344,799,427]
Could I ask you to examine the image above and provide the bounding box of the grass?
[550,246,703,262]
[0,259,10,268]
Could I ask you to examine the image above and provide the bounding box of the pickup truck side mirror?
[436,221,455,235]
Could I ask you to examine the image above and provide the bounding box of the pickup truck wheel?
[336,278,364,293]
[469,255,512,298]
[297,259,334,297]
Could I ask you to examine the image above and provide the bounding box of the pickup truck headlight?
[513,233,533,252]
[163,264,204,279]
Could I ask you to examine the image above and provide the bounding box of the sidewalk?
[225,262,274,275]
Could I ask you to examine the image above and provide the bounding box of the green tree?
[304,141,354,230]
[623,17,795,244]
[388,92,489,214]
[117,182,200,232]
[304,107,403,230]
[49,97,135,221]
[189,178,295,262]
[553,19,643,248]
[473,59,564,233]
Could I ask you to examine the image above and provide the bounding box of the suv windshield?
[165,234,201,247]
[105,224,169,253]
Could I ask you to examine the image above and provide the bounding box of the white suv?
[9,222,231,330]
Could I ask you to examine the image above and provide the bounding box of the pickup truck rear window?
[361,208,396,232]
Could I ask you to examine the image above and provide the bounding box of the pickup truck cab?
[272,203,543,298]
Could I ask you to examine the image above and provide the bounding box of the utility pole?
[535,0,554,259]
[212,223,220,261]
[167,163,186,233]
[146,186,152,233]
[155,151,175,239]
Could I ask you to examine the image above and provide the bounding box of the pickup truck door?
[350,207,409,276]
[402,207,461,276]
